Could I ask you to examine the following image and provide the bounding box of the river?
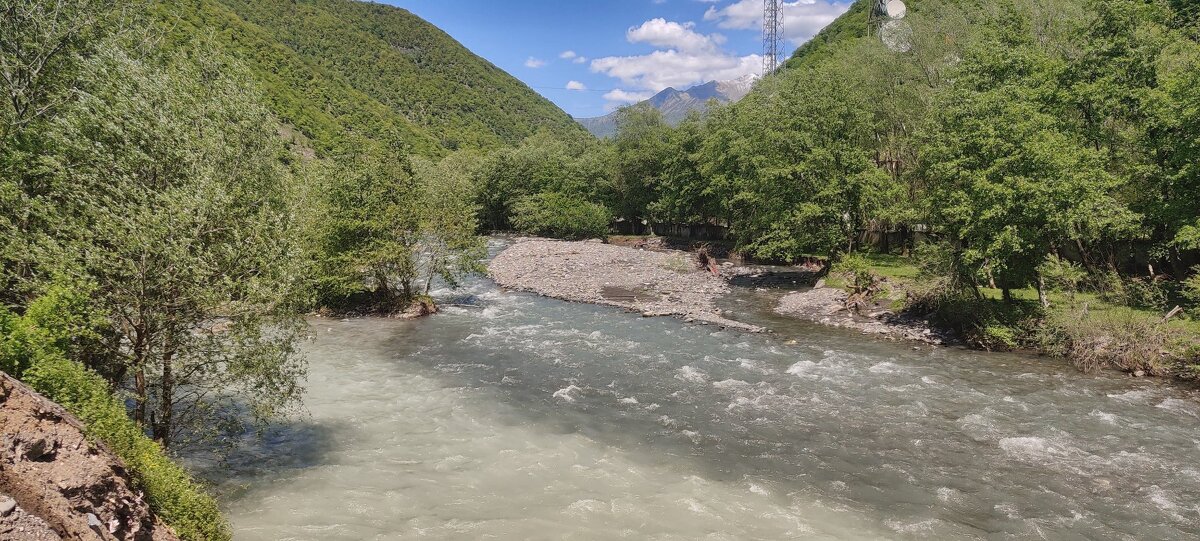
[209,240,1200,539]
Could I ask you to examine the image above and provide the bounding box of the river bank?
[489,238,764,332]
[0,374,179,541]
[488,238,948,343]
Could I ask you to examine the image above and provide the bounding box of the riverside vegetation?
[463,0,1200,377]
[0,0,546,537]
[1,0,1199,538]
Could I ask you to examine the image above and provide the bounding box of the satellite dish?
[885,0,907,19]
[880,20,913,52]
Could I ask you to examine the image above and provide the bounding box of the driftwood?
[1161,305,1183,324]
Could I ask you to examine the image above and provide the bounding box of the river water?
[211,241,1200,540]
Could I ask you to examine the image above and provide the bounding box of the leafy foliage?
[510,192,612,241]
[161,0,586,155]
[1,284,230,541]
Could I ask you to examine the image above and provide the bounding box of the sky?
[382,1,853,118]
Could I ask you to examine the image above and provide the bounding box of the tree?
[412,152,487,295]
[313,135,424,310]
[920,25,1140,303]
[606,104,669,222]
[39,44,307,448]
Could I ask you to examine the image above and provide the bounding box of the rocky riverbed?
[489,238,764,332]
[775,286,950,345]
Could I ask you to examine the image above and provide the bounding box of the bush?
[1,287,230,541]
[1184,266,1200,306]
[1098,272,1171,311]
[510,192,611,240]
[1038,254,1086,298]
[1037,306,1182,375]
[831,253,875,294]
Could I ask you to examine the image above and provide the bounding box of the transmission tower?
[762,0,784,75]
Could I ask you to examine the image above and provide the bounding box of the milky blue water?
[214,241,1200,540]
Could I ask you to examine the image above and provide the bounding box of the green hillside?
[161,0,585,155]
[784,0,872,70]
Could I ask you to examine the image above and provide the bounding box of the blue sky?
[382,1,852,118]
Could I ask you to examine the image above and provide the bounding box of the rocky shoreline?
[774,286,951,345]
[489,238,951,345]
[489,239,765,332]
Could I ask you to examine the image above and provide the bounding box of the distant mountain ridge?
[577,74,759,138]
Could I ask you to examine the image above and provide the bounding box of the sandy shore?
[489,239,765,332]
[775,287,950,345]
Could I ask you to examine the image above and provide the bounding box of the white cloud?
[524,57,546,68]
[704,0,850,44]
[592,50,761,92]
[626,18,725,53]
[560,50,588,64]
[566,80,588,91]
[602,89,654,110]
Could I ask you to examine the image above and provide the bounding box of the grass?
[829,251,1200,375]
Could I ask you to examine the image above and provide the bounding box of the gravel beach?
[489,238,764,332]
[775,287,949,345]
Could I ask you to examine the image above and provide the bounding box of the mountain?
[577,74,759,138]
[159,0,588,156]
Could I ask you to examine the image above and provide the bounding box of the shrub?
[1098,272,1171,311]
[831,253,874,294]
[510,191,611,240]
[1184,266,1200,306]
[1037,306,1181,375]
[1,287,230,541]
[1038,254,1086,298]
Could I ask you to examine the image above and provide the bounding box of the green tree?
[412,152,487,295]
[606,104,670,222]
[38,44,307,448]
[313,136,424,309]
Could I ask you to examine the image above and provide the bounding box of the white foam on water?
[552,385,583,402]
[566,499,608,516]
[869,361,902,374]
[1106,389,1158,403]
[786,360,819,377]
[884,518,939,534]
[1088,409,1119,425]
[1156,398,1200,418]
[675,365,709,383]
[936,487,962,504]
[712,379,752,391]
[618,396,639,405]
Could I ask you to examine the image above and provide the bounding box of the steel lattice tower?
[762,0,784,74]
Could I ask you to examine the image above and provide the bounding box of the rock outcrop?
[0,374,180,541]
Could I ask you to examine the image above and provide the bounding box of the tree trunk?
[1036,272,1050,309]
[134,368,147,426]
[154,346,174,449]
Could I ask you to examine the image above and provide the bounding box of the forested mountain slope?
[160,0,586,155]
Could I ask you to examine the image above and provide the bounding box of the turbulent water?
[211,241,1200,540]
